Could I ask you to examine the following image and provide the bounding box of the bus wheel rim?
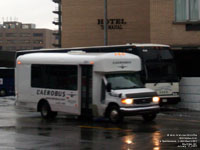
[110,110,119,121]
[42,105,48,116]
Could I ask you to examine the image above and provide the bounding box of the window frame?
[174,0,200,23]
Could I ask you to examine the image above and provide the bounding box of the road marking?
[79,125,122,131]
[79,117,200,131]
[159,117,200,123]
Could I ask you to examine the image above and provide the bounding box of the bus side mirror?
[106,83,112,92]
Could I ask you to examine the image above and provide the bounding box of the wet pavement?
[0,96,199,150]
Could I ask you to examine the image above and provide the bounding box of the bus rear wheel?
[40,101,57,119]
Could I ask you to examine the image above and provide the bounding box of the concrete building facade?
[0,21,57,51]
[59,0,200,49]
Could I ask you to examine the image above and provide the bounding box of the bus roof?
[16,44,170,58]
[16,45,133,57]
[127,43,170,47]
[17,45,131,53]
[17,52,141,72]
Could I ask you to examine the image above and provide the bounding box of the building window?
[33,40,43,44]
[190,0,199,20]
[6,33,17,37]
[33,47,43,49]
[20,33,31,37]
[175,0,200,22]
[7,40,17,44]
[24,40,31,44]
[19,47,31,50]
[5,46,16,50]
[33,33,43,37]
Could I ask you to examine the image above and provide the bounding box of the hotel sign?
[97,19,127,30]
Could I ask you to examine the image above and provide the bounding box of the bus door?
[81,65,93,117]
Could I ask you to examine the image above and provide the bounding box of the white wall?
[179,78,200,111]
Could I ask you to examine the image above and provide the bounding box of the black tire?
[40,101,57,119]
[142,113,157,122]
[0,89,6,96]
[107,105,123,123]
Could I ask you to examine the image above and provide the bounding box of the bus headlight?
[152,96,160,103]
[121,98,134,105]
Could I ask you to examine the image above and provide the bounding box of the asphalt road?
[0,96,199,150]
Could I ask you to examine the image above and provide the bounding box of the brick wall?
[150,0,200,47]
[61,0,200,48]
[62,0,150,48]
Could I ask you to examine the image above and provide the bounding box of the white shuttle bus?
[15,51,160,123]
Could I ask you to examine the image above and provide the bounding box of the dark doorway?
[81,65,93,117]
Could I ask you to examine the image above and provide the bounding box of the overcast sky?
[0,0,57,29]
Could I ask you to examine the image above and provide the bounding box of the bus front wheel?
[107,105,124,123]
[40,101,57,119]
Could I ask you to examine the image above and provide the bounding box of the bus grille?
[134,98,152,104]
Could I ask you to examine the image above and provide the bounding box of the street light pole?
[104,0,108,45]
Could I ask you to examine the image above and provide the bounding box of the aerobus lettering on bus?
[36,89,66,97]
[113,61,132,69]
[112,61,132,64]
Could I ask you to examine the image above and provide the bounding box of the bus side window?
[31,65,45,88]
[31,64,78,91]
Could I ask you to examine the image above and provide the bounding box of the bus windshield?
[106,73,144,90]
[140,47,178,82]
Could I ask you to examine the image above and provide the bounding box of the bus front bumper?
[120,105,160,116]
[160,97,181,105]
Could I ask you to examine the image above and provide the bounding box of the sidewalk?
[160,106,200,121]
